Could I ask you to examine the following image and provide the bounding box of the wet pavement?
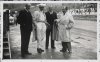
[9,20,97,59]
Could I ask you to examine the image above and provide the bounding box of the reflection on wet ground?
[10,20,97,59]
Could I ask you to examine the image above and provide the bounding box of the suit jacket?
[17,9,32,31]
[45,11,57,26]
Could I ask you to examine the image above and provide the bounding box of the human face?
[26,4,30,10]
[62,8,66,14]
[48,7,53,12]
[39,6,44,11]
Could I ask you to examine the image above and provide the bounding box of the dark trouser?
[62,42,71,52]
[20,26,31,55]
[46,25,55,48]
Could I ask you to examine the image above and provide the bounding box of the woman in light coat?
[56,7,74,53]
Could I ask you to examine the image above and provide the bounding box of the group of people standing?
[16,4,74,58]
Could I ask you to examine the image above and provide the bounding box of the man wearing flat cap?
[17,4,32,57]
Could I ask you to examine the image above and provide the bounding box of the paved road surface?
[9,20,97,59]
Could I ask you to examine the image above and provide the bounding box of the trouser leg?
[37,23,46,49]
[37,28,42,49]
[66,42,72,52]
[61,42,64,50]
[21,28,26,55]
[25,31,31,53]
[46,28,50,48]
[63,42,66,51]
[62,42,66,50]
[60,42,66,52]
[51,26,55,48]
[37,28,44,53]
[21,27,31,55]
[51,40,54,48]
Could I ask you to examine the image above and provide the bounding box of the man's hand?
[54,19,60,22]
[66,23,73,30]
[44,21,50,26]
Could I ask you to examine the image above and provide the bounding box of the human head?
[25,4,31,10]
[62,6,68,13]
[48,6,53,12]
[39,6,44,11]
[38,4,46,11]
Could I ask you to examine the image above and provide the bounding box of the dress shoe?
[60,49,66,52]
[51,47,56,49]
[45,47,48,49]
[21,54,25,58]
[40,49,44,52]
[25,52,32,55]
[37,48,44,53]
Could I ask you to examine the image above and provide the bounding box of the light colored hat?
[3,9,9,12]
[25,4,31,7]
[30,6,35,8]
[37,4,46,7]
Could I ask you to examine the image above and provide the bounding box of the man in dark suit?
[17,4,32,57]
[45,7,57,49]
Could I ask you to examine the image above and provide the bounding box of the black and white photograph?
[2,3,97,59]
[99,3,100,62]
[0,3,1,60]
[0,0,100,1]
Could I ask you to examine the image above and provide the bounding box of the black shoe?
[25,52,32,55]
[60,49,66,52]
[45,47,48,49]
[37,48,44,53]
[21,54,25,58]
[40,49,44,52]
[37,48,41,53]
[51,47,56,49]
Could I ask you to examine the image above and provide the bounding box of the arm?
[43,12,50,26]
[33,11,40,22]
[69,14,74,27]
[54,13,61,22]
[32,11,38,29]
[54,12,57,20]
[16,11,23,24]
[67,14,74,29]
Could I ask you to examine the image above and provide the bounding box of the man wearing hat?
[33,4,48,53]
[17,4,32,57]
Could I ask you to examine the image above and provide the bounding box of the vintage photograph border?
[0,1,99,62]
